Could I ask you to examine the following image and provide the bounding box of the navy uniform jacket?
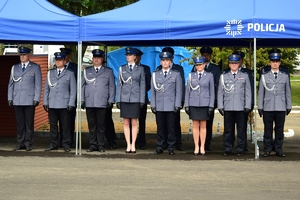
[218,70,251,111]
[140,63,151,103]
[116,64,146,103]
[8,61,42,105]
[157,63,185,102]
[258,70,291,111]
[185,71,215,108]
[192,62,220,107]
[150,68,182,111]
[43,68,76,108]
[81,66,115,108]
[66,62,78,81]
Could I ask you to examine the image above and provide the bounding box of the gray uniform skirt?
[120,102,140,118]
[189,106,209,120]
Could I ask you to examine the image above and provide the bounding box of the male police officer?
[81,49,115,152]
[156,47,185,151]
[258,52,291,157]
[59,47,78,148]
[135,48,151,149]
[151,51,183,155]
[8,46,42,151]
[192,47,221,151]
[43,52,76,152]
[218,54,251,156]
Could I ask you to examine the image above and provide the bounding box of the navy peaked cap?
[159,52,173,59]
[125,47,139,55]
[54,52,67,60]
[200,46,213,55]
[92,49,105,57]
[162,47,175,56]
[193,56,207,64]
[60,48,72,55]
[228,54,241,62]
[269,53,281,60]
[232,51,245,59]
[19,46,31,54]
[268,49,281,55]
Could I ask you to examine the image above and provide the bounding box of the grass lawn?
[291,81,300,106]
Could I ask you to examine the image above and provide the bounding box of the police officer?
[59,47,78,148]
[192,47,221,151]
[134,48,151,150]
[218,54,251,156]
[116,47,146,153]
[43,52,76,152]
[185,56,215,155]
[156,47,185,151]
[81,49,115,152]
[151,51,183,155]
[258,52,291,157]
[8,46,42,151]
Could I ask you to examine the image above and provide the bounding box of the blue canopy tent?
[0,0,79,43]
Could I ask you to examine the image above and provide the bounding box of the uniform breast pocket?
[100,76,109,86]
[25,74,34,80]
[237,79,245,87]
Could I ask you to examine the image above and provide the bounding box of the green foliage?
[291,81,300,106]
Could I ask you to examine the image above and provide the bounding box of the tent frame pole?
[75,41,82,156]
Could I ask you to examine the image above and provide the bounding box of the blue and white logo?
[224,19,244,37]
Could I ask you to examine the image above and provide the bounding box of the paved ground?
[0,111,300,199]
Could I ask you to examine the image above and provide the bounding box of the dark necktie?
[274,72,278,79]
[58,70,61,76]
[199,73,202,80]
[129,65,132,72]
[96,68,99,73]
[164,71,167,78]
[233,73,236,79]
[22,64,25,72]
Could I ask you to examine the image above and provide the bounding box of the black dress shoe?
[244,148,250,152]
[205,146,213,151]
[139,146,146,150]
[276,152,286,157]
[223,151,231,156]
[131,151,136,154]
[70,144,76,148]
[86,148,96,152]
[109,144,116,150]
[26,146,32,151]
[237,151,243,157]
[64,147,71,152]
[14,145,25,151]
[168,150,175,155]
[175,146,184,151]
[263,152,270,157]
[45,146,58,151]
[98,147,105,152]
[154,149,163,154]
[125,150,131,154]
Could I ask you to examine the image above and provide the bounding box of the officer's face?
[160,58,171,69]
[270,60,280,70]
[126,54,136,63]
[201,53,211,62]
[92,56,103,67]
[20,54,30,63]
[195,63,206,72]
[229,61,239,72]
[55,59,66,69]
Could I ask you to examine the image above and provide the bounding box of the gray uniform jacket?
[8,61,42,105]
[218,71,251,111]
[82,66,115,108]
[258,71,291,111]
[150,69,183,111]
[185,71,215,108]
[116,64,146,103]
[43,68,76,108]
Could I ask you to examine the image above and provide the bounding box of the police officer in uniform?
[81,49,115,152]
[258,52,291,157]
[191,47,221,151]
[134,48,151,150]
[218,54,251,156]
[8,46,42,151]
[43,52,76,152]
[59,48,78,148]
[151,51,183,155]
[156,47,185,151]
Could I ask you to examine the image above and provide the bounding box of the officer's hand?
[258,109,263,117]
[286,109,291,116]
[218,109,224,116]
[244,108,251,113]
[107,102,113,109]
[140,103,145,109]
[33,101,39,107]
[208,107,214,116]
[43,105,48,112]
[174,107,180,113]
[81,101,86,110]
[8,100,13,108]
[185,107,190,115]
[67,106,74,112]
[151,107,156,114]
[116,102,121,109]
